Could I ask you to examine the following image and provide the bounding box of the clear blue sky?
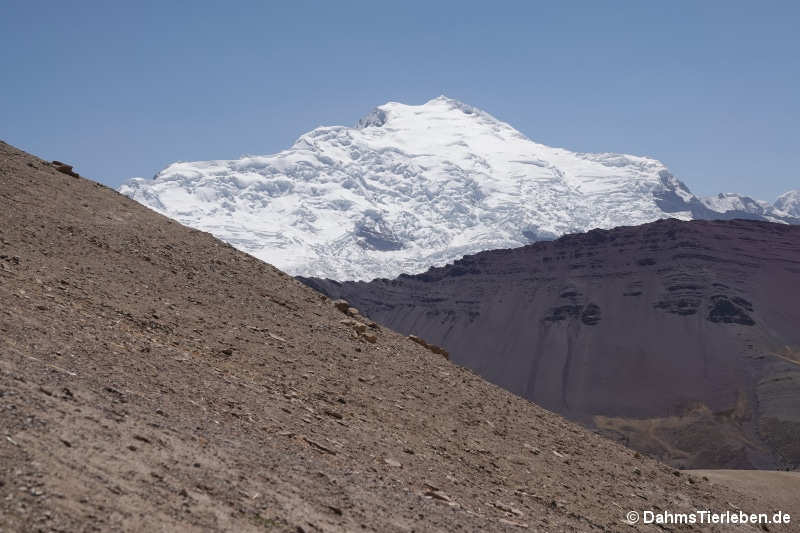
[1,1,798,200]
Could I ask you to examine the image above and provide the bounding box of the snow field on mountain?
[121,96,798,280]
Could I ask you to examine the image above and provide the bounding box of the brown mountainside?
[0,140,787,531]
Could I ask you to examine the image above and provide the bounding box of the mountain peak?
[356,106,388,128]
[699,191,800,222]
[429,94,457,103]
[357,95,493,129]
[775,189,800,217]
[425,94,487,117]
[120,98,797,281]
[425,94,474,108]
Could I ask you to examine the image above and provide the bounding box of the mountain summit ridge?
[120,96,798,280]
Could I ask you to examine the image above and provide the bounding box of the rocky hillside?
[303,218,800,471]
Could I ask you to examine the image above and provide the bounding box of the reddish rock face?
[302,219,800,469]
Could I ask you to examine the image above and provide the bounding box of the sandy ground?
[690,470,800,514]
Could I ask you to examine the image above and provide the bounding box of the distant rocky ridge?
[302,218,800,470]
[120,96,799,281]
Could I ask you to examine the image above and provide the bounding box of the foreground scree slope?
[120,96,799,281]
[303,219,800,471]
[0,140,786,531]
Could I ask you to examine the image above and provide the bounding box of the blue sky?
[1,1,798,199]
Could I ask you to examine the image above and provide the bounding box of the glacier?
[120,96,799,281]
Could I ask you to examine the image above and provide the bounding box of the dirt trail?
[0,140,792,531]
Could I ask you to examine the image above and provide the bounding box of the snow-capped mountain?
[701,193,769,216]
[120,96,798,280]
[700,191,800,222]
[774,190,800,218]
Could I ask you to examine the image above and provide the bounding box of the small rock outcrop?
[332,299,350,313]
[51,161,80,178]
[408,335,449,359]
[333,298,380,331]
